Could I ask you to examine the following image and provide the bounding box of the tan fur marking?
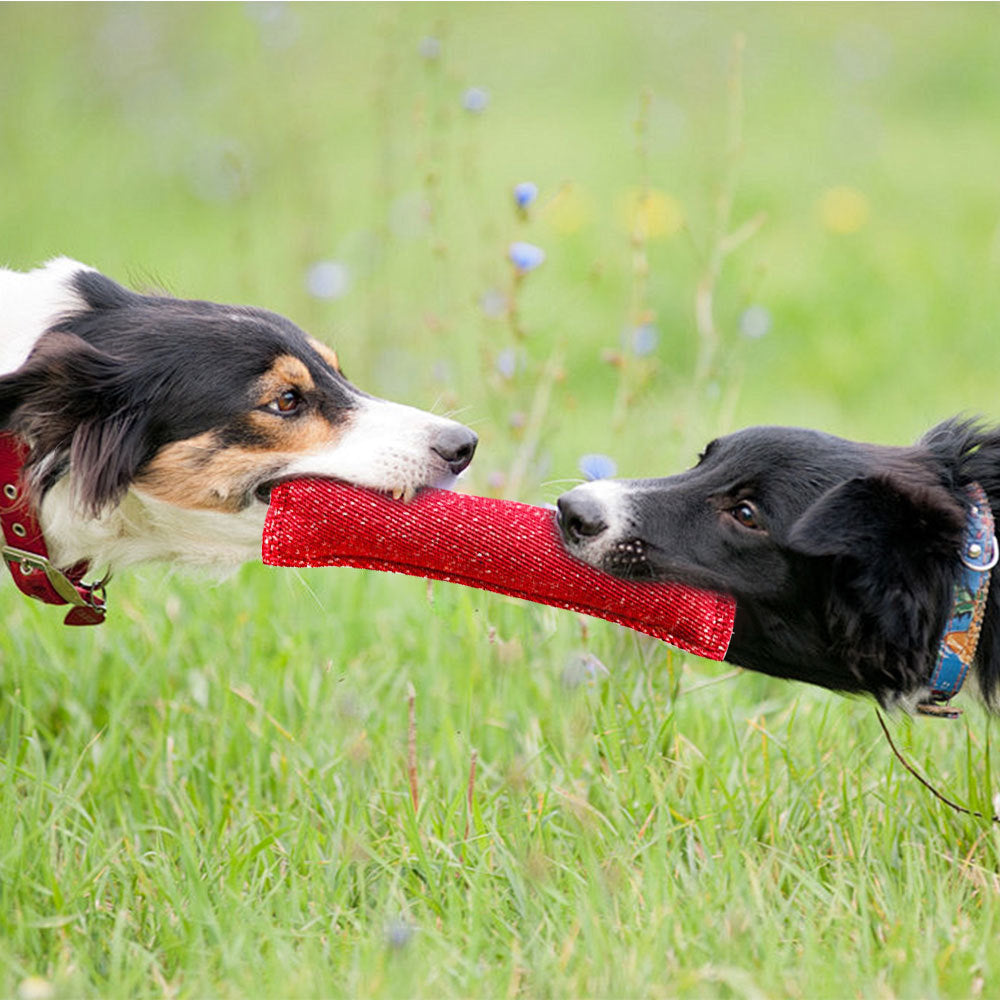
[137,412,352,513]
[256,355,314,406]
[308,336,340,373]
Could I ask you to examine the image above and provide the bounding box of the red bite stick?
[263,479,735,660]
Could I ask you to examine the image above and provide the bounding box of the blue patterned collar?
[918,482,998,718]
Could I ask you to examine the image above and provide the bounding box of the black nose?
[557,492,608,544]
[432,425,478,475]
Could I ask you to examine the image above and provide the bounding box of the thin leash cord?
[875,709,1000,823]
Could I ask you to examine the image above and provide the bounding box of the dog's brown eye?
[267,389,302,415]
[731,501,760,530]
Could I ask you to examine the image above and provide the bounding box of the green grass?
[3,4,1000,997]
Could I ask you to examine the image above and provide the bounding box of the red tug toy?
[263,479,735,661]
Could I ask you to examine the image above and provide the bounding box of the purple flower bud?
[508,242,545,273]
[513,181,538,208]
[578,453,617,481]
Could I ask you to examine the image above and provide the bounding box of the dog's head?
[0,261,477,568]
[557,425,975,703]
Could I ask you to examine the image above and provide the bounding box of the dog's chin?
[563,534,653,580]
[593,545,657,581]
[567,534,732,591]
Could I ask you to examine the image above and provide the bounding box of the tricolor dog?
[558,422,1000,714]
[0,258,477,614]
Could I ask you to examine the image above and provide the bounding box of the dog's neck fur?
[39,477,266,573]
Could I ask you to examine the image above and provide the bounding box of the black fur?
[0,271,362,514]
[558,419,1000,709]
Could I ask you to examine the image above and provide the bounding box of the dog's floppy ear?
[787,472,964,562]
[0,332,151,515]
[787,471,965,650]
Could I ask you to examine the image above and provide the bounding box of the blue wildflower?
[418,36,441,60]
[305,261,350,300]
[462,87,489,113]
[739,304,772,339]
[508,242,545,273]
[479,288,507,319]
[578,453,617,481]
[496,348,517,379]
[562,652,610,689]
[628,323,658,356]
[513,181,538,209]
[385,918,415,950]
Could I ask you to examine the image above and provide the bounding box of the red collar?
[0,432,107,625]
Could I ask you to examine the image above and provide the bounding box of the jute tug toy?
[263,479,735,660]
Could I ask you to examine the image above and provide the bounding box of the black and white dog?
[558,422,1000,711]
[0,258,477,576]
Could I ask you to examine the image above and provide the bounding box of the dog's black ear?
[788,472,965,562]
[0,333,151,515]
[787,471,964,651]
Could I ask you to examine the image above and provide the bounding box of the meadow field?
[3,4,1000,997]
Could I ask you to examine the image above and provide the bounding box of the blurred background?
[4,7,1000,994]
[4,3,1000,502]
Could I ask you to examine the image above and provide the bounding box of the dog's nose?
[557,492,608,544]
[432,425,478,475]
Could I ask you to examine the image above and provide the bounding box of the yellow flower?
[541,182,591,235]
[620,188,684,240]
[819,186,870,234]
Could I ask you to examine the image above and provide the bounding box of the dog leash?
[875,709,999,823]
[0,432,108,625]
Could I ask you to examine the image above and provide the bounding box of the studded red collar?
[0,432,107,625]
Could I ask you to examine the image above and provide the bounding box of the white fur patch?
[558,478,635,563]
[0,258,94,375]
[40,478,268,573]
[281,397,468,496]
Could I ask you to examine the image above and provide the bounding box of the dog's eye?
[267,389,303,415]
[731,501,761,530]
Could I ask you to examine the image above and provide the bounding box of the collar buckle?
[961,534,1000,572]
[3,543,108,624]
[0,431,109,626]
